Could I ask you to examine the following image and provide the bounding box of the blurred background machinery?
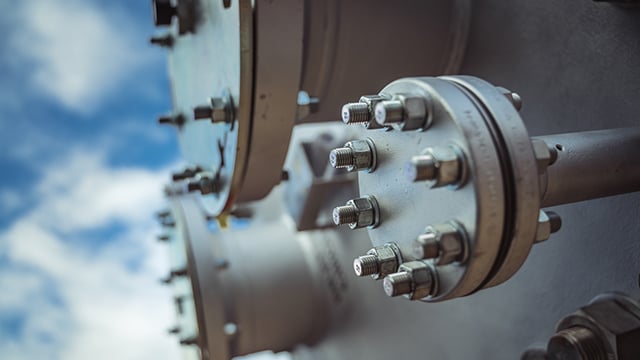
[151,0,640,359]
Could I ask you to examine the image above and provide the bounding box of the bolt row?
[333,88,559,301]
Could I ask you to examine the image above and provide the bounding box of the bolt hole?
[555,144,564,151]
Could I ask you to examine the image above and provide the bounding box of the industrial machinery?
[151,0,640,359]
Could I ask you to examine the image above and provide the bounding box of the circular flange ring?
[443,76,540,289]
[360,77,507,301]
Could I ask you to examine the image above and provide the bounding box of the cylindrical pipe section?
[538,127,640,207]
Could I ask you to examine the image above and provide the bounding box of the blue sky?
[0,0,184,358]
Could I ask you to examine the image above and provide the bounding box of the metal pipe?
[538,127,640,207]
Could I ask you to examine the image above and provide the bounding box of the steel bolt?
[329,139,377,172]
[187,173,221,195]
[375,100,404,125]
[332,195,380,229]
[193,97,228,123]
[413,222,467,265]
[383,261,436,300]
[341,102,370,124]
[353,243,403,279]
[405,145,463,187]
[534,210,562,243]
[353,255,378,276]
[383,272,413,297]
[333,206,358,225]
[150,33,174,48]
[496,86,522,111]
[158,114,185,126]
[179,336,198,346]
[405,154,437,182]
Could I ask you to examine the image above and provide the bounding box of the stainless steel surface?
[164,190,356,359]
[344,75,640,303]
[538,128,640,207]
[165,0,470,216]
[155,1,640,359]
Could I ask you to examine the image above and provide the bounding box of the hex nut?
[386,94,429,131]
[415,222,467,265]
[534,210,562,243]
[347,139,376,172]
[531,138,558,174]
[413,232,439,260]
[496,86,523,111]
[209,97,228,123]
[367,243,402,280]
[424,146,463,188]
[553,294,640,360]
[397,261,436,300]
[435,223,466,265]
[345,196,379,229]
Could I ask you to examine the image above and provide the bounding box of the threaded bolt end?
[329,147,355,168]
[375,100,404,125]
[405,154,437,182]
[193,105,213,120]
[353,254,379,276]
[548,326,608,360]
[383,272,413,297]
[333,205,358,225]
[341,102,370,124]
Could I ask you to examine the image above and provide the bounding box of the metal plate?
[169,0,253,215]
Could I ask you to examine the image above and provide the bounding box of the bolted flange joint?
[413,221,468,265]
[193,95,234,124]
[353,243,403,280]
[383,261,437,300]
[329,138,377,172]
[332,195,380,229]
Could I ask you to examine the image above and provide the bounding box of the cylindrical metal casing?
[538,128,640,207]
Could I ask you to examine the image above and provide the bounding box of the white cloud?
[13,0,153,113]
[0,147,182,360]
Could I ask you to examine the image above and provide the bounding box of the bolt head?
[423,146,463,188]
[413,232,439,260]
[209,97,228,123]
[383,272,413,297]
[397,261,436,300]
[405,154,437,182]
[424,222,466,265]
[531,138,557,174]
[534,211,562,243]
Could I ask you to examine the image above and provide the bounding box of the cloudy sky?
[0,0,185,358]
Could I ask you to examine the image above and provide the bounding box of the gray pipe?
[537,128,640,207]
